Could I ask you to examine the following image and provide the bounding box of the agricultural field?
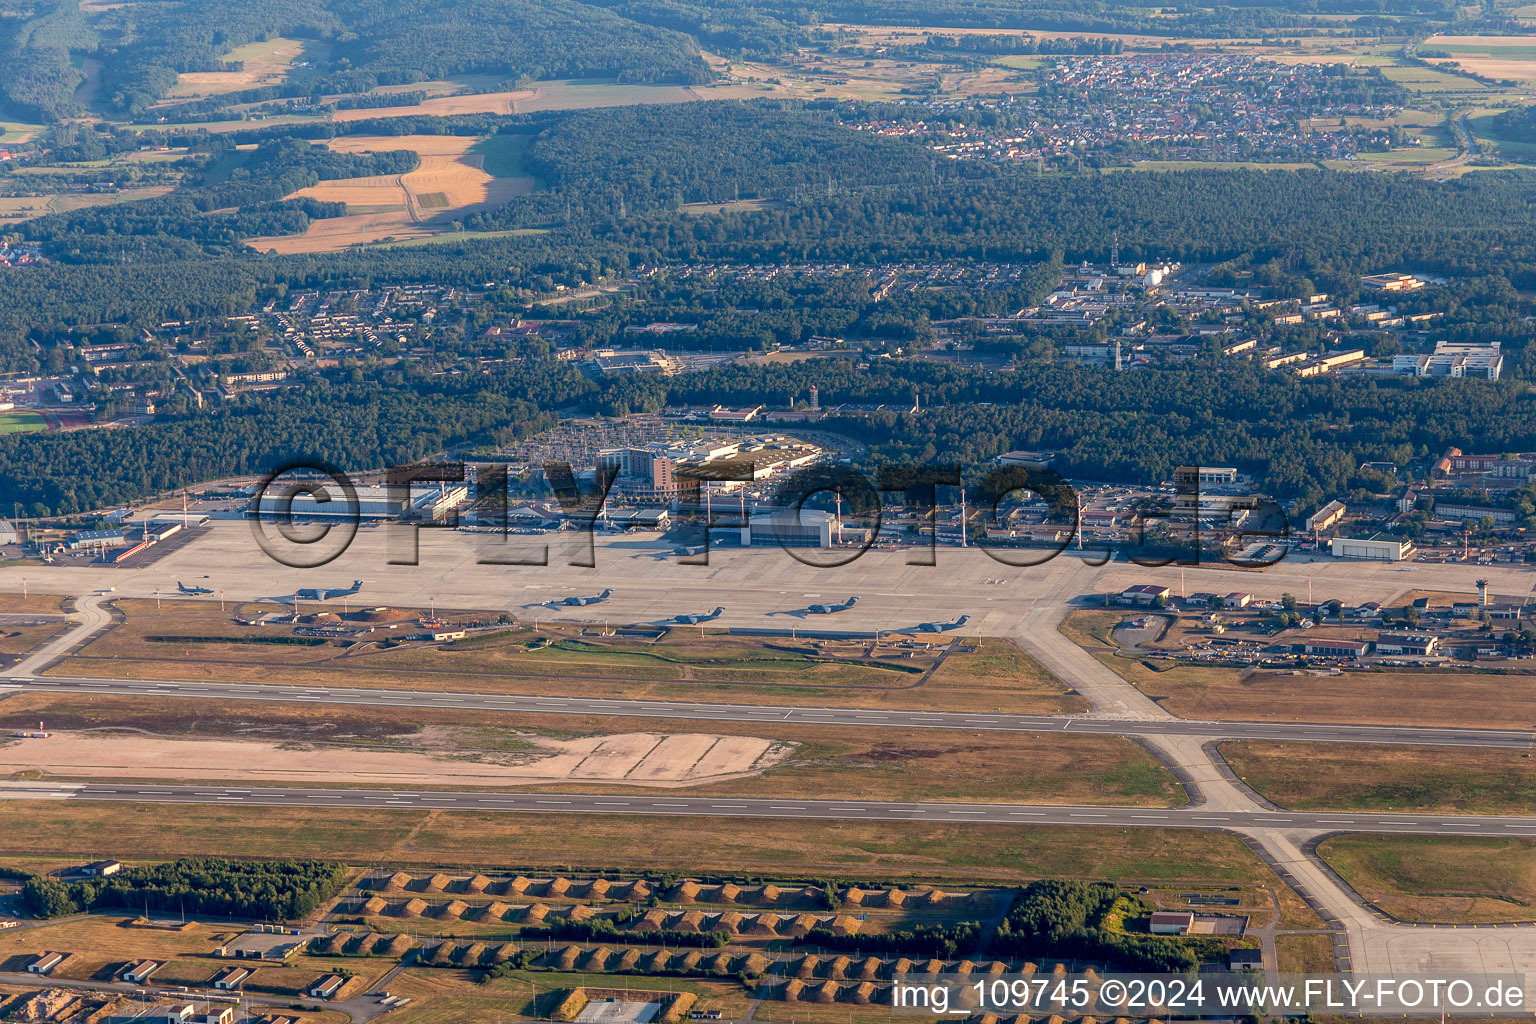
[249,135,535,253]
[1220,741,1536,815]
[0,121,44,144]
[1380,63,1493,95]
[331,76,778,123]
[0,186,176,226]
[1317,835,1536,925]
[162,37,327,102]
[1424,35,1536,83]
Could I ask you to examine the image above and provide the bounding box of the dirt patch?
[0,730,793,787]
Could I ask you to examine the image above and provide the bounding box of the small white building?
[309,975,346,999]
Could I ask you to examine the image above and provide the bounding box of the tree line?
[22,857,348,920]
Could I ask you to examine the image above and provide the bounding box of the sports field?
[0,410,46,434]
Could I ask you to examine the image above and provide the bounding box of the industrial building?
[596,436,822,500]
[1374,632,1441,657]
[1305,501,1346,534]
[253,483,466,521]
[1300,638,1371,658]
[1393,340,1503,381]
[1330,535,1415,562]
[1119,584,1171,605]
[738,508,836,548]
[67,529,128,552]
[1150,911,1194,935]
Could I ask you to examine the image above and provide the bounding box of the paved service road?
[7,780,1536,837]
[14,675,1536,750]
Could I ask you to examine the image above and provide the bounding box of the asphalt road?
[13,675,1536,750]
[9,780,1536,837]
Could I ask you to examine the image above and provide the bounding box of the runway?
[14,675,1536,750]
[7,780,1536,837]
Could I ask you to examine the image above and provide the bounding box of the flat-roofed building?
[1375,632,1441,657]
[1305,500,1346,534]
[1150,911,1194,935]
[1330,535,1414,562]
[1301,638,1371,658]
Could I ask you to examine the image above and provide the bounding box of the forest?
[21,858,348,920]
[991,880,1225,972]
[1,0,709,121]
[0,366,590,514]
[10,348,1536,514]
[591,0,1459,55]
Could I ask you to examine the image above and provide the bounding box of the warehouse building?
[1300,638,1371,659]
[1330,535,1415,562]
[1375,632,1441,657]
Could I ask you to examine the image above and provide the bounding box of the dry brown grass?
[1221,741,1536,814]
[1317,835,1536,925]
[1275,932,1337,973]
[0,694,1174,805]
[164,38,313,100]
[48,601,1082,713]
[0,804,1272,885]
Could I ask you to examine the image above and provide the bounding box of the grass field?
[0,186,177,226]
[993,55,1050,69]
[1275,932,1337,973]
[50,600,1087,713]
[0,410,45,434]
[162,37,323,101]
[1380,65,1491,94]
[0,692,1166,803]
[1317,835,1536,924]
[373,227,550,249]
[1354,146,1458,165]
[0,804,1273,884]
[0,120,44,144]
[1221,741,1536,814]
[1470,111,1536,160]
